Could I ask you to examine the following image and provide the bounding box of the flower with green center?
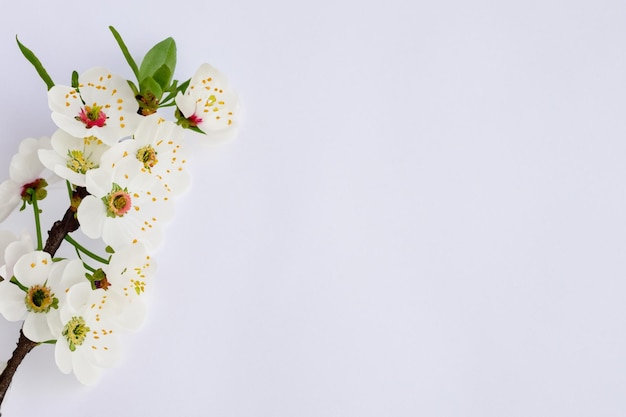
[175,63,239,137]
[99,116,190,197]
[102,242,155,330]
[0,250,67,342]
[67,149,97,174]
[136,145,158,171]
[62,316,90,352]
[25,284,58,313]
[51,281,122,385]
[39,130,109,187]
[0,136,54,222]
[48,67,141,146]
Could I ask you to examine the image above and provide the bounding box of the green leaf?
[16,36,54,90]
[178,78,191,94]
[138,37,176,93]
[151,64,172,90]
[188,125,206,134]
[71,71,79,89]
[127,80,139,97]
[109,26,140,81]
[139,76,163,102]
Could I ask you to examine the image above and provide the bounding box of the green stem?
[9,277,27,292]
[82,262,96,273]
[64,235,109,264]
[65,180,73,201]
[70,245,93,272]
[31,198,42,251]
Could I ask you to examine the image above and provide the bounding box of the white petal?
[60,258,89,290]
[85,167,114,198]
[175,91,195,117]
[48,85,82,115]
[13,251,52,287]
[4,235,34,278]
[77,196,105,239]
[0,230,17,265]
[72,352,102,385]
[0,281,27,321]
[38,148,64,173]
[55,339,73,374]
[0,180,21,222]
[10,137,48,183]
[23,313,54,342]
[89,333,121,368]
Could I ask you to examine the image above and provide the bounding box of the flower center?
[67,149,97,174]
[25,284,58,313]
[102,183,132,218]
[77,104,107,128]
[62,316,90,352]
[188,114,203,126]
[110,192,131,216]
[131,279,146,295]
[136,145,158,170]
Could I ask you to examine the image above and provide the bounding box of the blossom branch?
[0,186,89,412]
[43,187,88,256]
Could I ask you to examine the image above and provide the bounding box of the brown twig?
[0,331,37,411]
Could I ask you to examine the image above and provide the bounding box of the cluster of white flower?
[0,31,238,386]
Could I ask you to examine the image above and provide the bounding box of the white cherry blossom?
[0,251,67,342]
[103,242,155,331]
[48,67,141,146]
[38,129,110,187]
[0,137,52,222]
[100,115,190,197]
[51,281,122,385]
[175,63,238,134]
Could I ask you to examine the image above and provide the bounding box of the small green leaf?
[188,125,206,134]
[151,64,172,90]
[178,78,191,94]
[71,71,79,89]
[105,246,115,254]
[139,76,163,102]
[127,80,139,97]
[138,37,176,93]
[109,26,140,81]
[16,36,54,90]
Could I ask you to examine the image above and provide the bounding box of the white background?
[0,0,626,416]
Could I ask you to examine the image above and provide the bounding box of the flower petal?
[23,312,55,342]
[72,352,102,385]
[0,281,27,321]
[13,251,53,287]
[77,196,105,239]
